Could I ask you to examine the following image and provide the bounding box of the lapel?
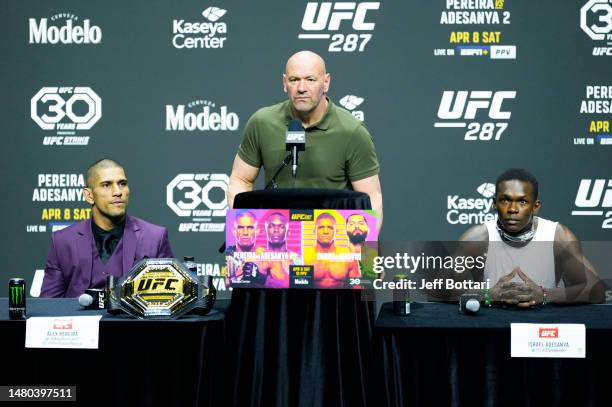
[122,215,140,275]
[76,219,94,289]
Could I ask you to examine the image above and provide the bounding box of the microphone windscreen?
[288,119,302,131]
[466,298,480,313]
[78,293,94,307]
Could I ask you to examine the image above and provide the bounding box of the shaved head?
[285,50,327,76]
[86,159,124,188]
[283,50,331,124]
[83,158,129,230]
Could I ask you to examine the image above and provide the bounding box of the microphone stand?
[265,153,293,189]
[220,153,293,253]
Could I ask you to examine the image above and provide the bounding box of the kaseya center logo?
[29,13,102,44]
[435,90,516,141]
[338,95,365,121]
[446,182,496,225]
[31,87,102,146]
[172,6,228,49]
[298,2,380,52]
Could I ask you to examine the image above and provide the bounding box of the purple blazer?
[40,215,174,298]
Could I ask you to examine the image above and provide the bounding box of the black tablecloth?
[375,302,612,407]
[225,289,376,407]
[0,298,228,407]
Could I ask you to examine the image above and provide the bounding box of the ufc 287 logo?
[298,2,380,52]
[434,91,516,141]
[572,179,612,229]
[31,87,101,131]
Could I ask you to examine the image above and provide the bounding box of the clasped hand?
[490,267,544,308]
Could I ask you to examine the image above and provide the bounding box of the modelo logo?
[29,18,102,44]
[165,104,239,131]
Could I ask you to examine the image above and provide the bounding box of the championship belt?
[105,258,216,319]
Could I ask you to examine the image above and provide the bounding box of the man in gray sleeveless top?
[459,168,604,306]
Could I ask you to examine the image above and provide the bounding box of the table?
[0,298,227,407]
[375,302,612,407]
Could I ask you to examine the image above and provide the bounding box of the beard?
[348,232,367,245]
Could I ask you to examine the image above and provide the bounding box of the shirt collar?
[91,218,126,240]
[283,97,332,131]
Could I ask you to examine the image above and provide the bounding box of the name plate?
[25,316,103,349]
[510,323,585,358]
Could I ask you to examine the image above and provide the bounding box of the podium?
[225,189,376,407]
[233,188,372,210]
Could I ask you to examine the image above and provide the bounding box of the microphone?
[466,299,480,313]
[78,288,106,310]
[459,293,481,315]
[285,119,305,178]
[78,293,94,307]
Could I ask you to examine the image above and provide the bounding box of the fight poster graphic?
[225,209,378,289]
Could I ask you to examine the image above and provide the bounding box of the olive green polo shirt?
[238,99,380,189]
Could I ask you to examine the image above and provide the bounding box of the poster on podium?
[225,209,378,289]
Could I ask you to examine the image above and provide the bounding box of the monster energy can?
[9,278,26,319]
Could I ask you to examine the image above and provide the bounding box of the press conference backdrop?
[1,0,610,298]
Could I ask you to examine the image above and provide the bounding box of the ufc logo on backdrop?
[301,2,379,31]
[434,91,516,142]
[298,2,380,53]
[572,179,612,229]
[437,91,515,120]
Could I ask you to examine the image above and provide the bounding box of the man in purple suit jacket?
[41,159,174,298]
